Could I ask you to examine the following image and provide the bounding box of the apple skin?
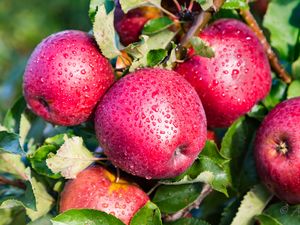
[175,19,271,128]
[23,30,114,126]
[255,97,300,204]
[115,4,161,46]
[59,166,149,225]
[95,68,207,179]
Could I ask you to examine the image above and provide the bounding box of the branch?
[181,0,226,47]
[0,176,26,190]
[239,9,292,84]
[164,184,213,222]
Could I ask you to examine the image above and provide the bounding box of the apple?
[115,3,161,46]
[59,165,149,225]
[23,30,114,126]
[175,19,272,128]
[94,68,207,179]
[255,97,300,204]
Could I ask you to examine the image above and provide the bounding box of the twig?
[181,0,226,47]
[239,9,292,84]
[164,184,213,222]
[0,176,26,190]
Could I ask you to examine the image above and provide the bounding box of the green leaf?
[27,214,53,225]
[0,131,24,155]
[231,184,272,225]
[19,113,31,147]
[130,201,162,225]
[292,56,300,79]
[119,0,161,13]
[152,184,202,213]
[51,209,125,225]
[262,78,287,110]
[24,169,54,220]
[165,42,178,69]
[190,37,215,58]
[89,0,115,23]
[0,207,26,225]
[195,0,214,11]
[219,198,241,225]
[263,0,300,61]
[46,136,95,179]
[93,5,121,59]
[1,168,54,220]
[143,17,174,35]
[0,153,26,179]
[255,214,282,225]
[222,0,248,9]
[3,97,26,133]
[160,141,230,196]
[164,218,211,225]
[127,30,176,71]
[147,49,167,67]
[247,104,268,121]
[29,145,61,179]
[287,80,300,99]
[220,117,260,193]
[262,202,300,225]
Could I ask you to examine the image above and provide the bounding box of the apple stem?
[115,167,120,183]
[172,0,182,11]
[164,184,212,221]
[239,9,292,84]
[0,176,26,190]
[180,0,226,47]
[93,157,108,161]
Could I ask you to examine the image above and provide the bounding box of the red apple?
[95,68,207,179]
[59,166,149,225]
[175,19,271,128]
[115,4,161,46]
[255,97,300,204]
[23,30,114,126]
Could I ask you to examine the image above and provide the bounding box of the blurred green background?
[0,0,91,121]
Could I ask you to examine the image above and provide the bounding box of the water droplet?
[151,105,159,112]
[81,69,86,74]
[102,203,108,208]
[83,85,90,92]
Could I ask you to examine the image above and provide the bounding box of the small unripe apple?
[59,166,149,225]
[95,68,207,179]
[175,19,271,128]
[115,4,161,46]
[23,30,114,126]
[255,97,300,204]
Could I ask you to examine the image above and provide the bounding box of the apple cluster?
[21,1,299,224]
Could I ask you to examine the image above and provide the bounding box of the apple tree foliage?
[1,0,300,224]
